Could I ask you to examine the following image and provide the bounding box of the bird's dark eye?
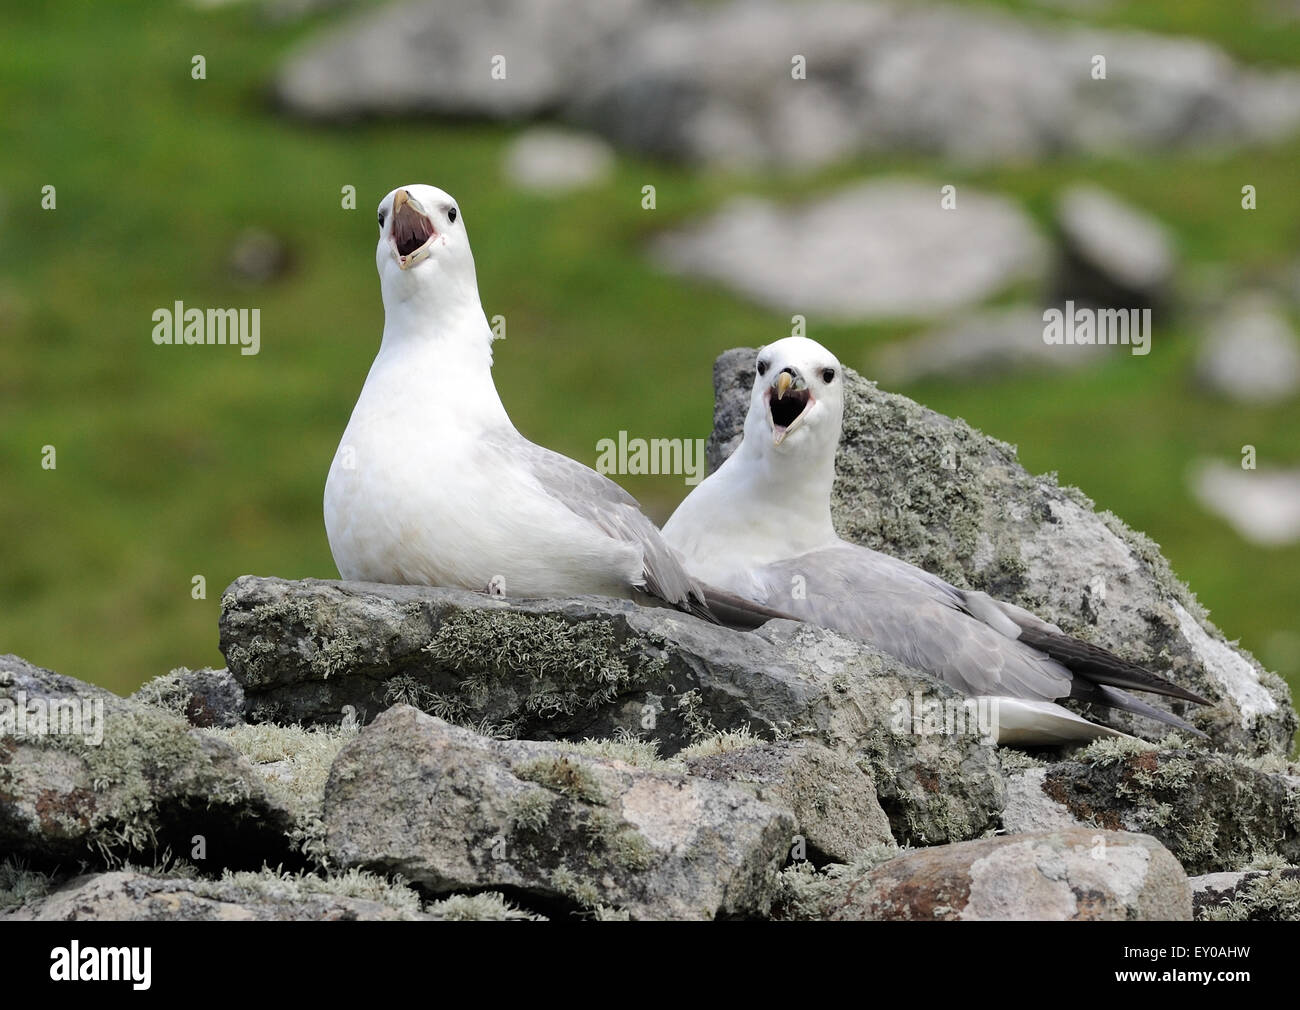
[448,207,458,223]
[377,209,386,227]
[756,360,768,376]
[822,368,836,383]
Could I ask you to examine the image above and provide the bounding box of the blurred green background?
[2,0,1297,699]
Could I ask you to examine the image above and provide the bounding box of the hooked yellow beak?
[775,371,793,400]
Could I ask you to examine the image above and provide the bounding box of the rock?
[782,828,1191,920]
[323,706,794,919]
[0,655,294,869]
[684,740,895,862]
[572,1,887,170]
[131,667,245,728]
[273,1,1300,169]
[650,180,1046,321]
[1190,866,1300,921]
[1052,185,1175,309]
[220,577,1008,846]
[1188,460,1300,547]
[706,348,1297,755]
[4,869,430,922]
[503,128,615,193]
[1001,739,1300,874]
[273,0,655,121]
[1195,294,1300,404]
[999,762,1082,835]
[870,305,1112,385]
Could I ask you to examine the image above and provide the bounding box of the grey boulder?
[781,828,1192,921]
[0,655,293,868]
[323,706,794,919]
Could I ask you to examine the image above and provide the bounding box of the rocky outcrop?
[2,649,1276,920]
[219,577,1007,847]
[684,740,895,863]
[999,740,1300,875]
[323,706,793,920]
[1189,865,1300,921]
[4,869,430,922]
[779,828,1192,921]
[0,655,293,870]
[706,348,1297,755]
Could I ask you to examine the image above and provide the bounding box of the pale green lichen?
[190,867,422,916]
[202,721,358,817]
[513,755,607,806]
[672,688,714,743]
[1047,742,1300,872]
[550,864,601,908]
[1076,735,1159,768]
[129,669,196,719]
[506,789,555,835]
[382,674,439,710]
[420,611,669,722]
[428,891,545,921]
[1200,868,1300,922]
[556,734,668,769]
[0,858,54,912]
[677,726,763,761]
[201,721,358,865]
[33,699,267,858]
[773,843,904,921]
[581,808,657,872]
[997,748,1050,774]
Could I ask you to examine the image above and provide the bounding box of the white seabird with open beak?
[324,185,767,624]
[662,336,1210,745]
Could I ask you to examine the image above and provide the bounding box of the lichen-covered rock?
[3,869,433,922]
[1000,738,1300,874]
[706,348,1297,755]
[684,739,895,862]
[781,829,1191,921]
[131,667,245,728]
[323,706,794,920]
[0,655,294,869]
[1190,866,1300,921]
[221,578,1007,845]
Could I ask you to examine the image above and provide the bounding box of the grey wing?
[756,543,1073,702]
[502,436,710,616]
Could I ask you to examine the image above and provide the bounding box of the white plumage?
[324,184,708,615]
[664,336,1207,745]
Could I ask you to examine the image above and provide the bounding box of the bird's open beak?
[391,189,437,270]
[768,369,812,446]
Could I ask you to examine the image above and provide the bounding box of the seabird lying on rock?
[663,336,1210,745]
[323,184,774,626]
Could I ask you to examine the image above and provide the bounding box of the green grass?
[1,0,1297,699]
